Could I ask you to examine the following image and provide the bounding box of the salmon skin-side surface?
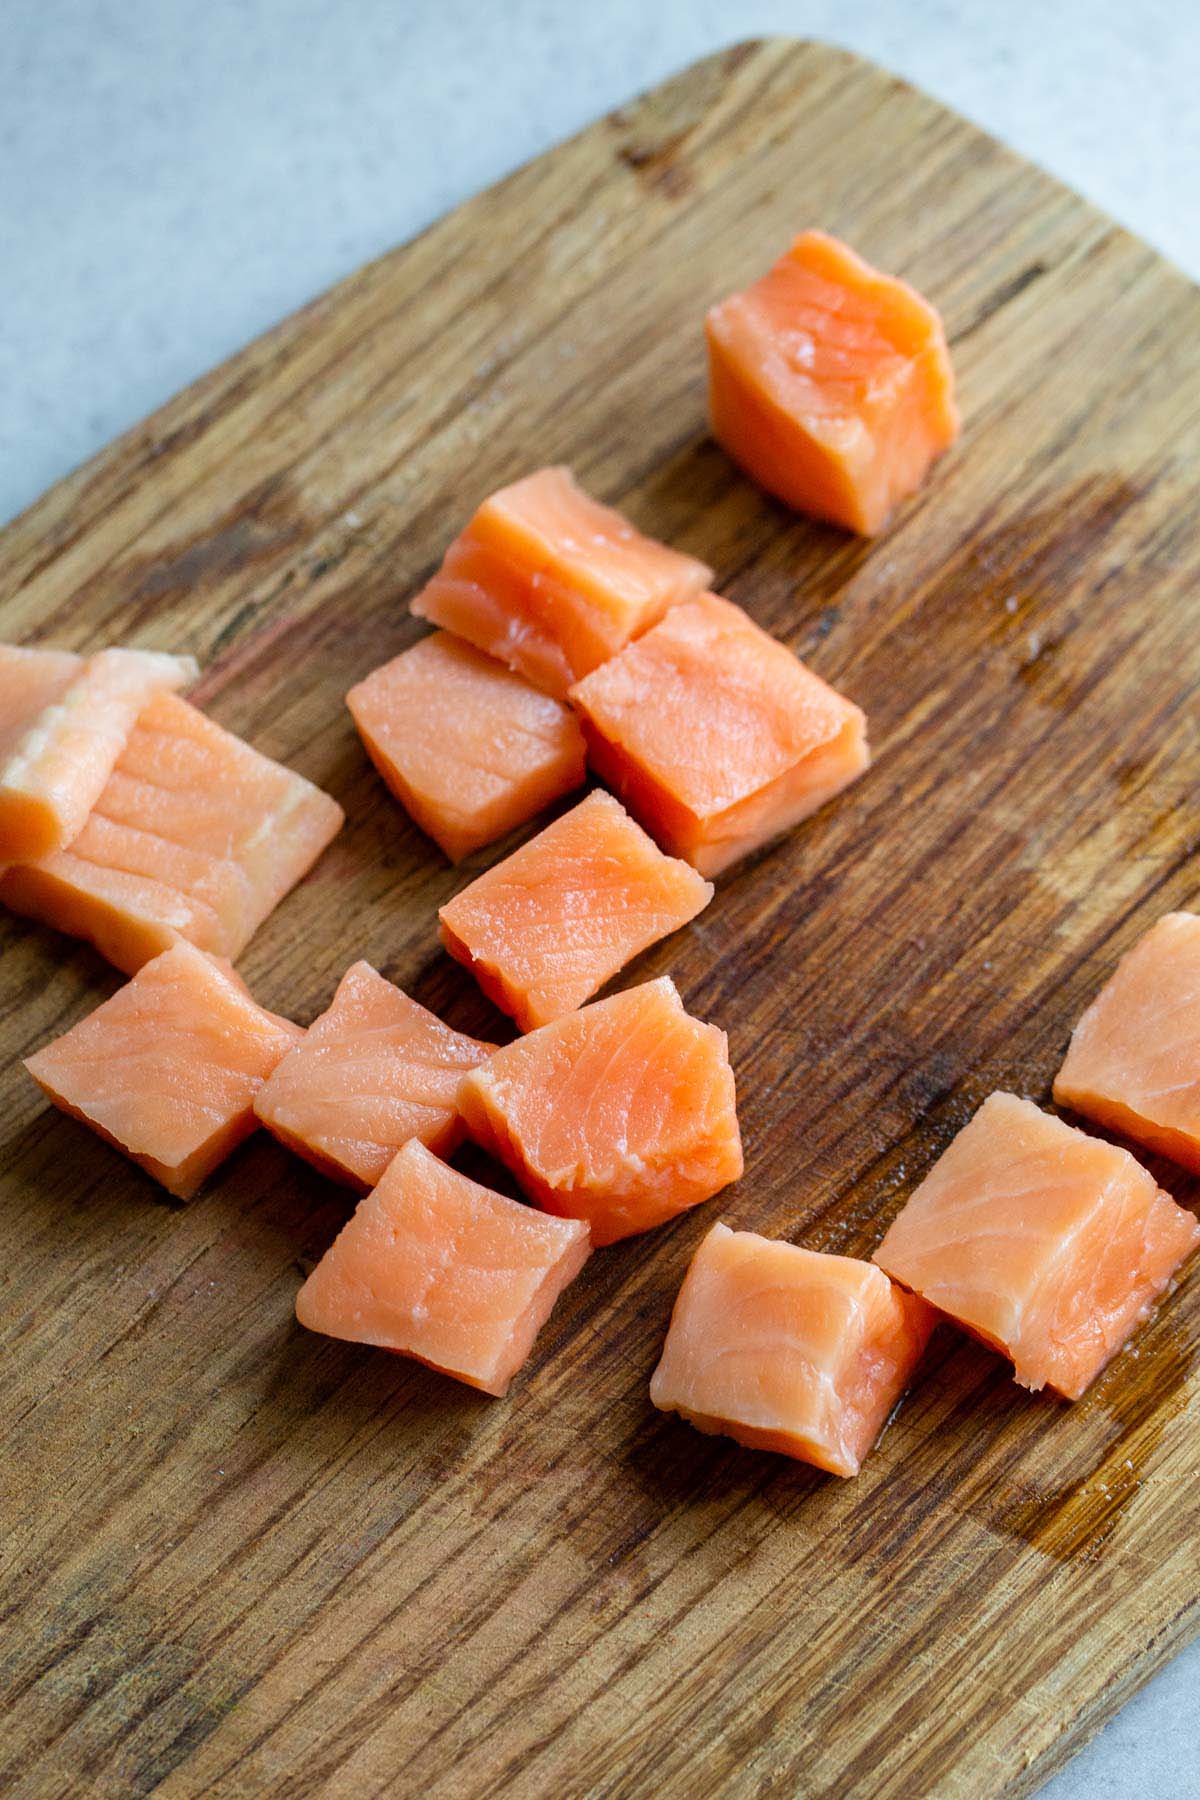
[24,941,302,1199]
[0,643,196,861]
[706,229,960,534]
[295,1139,592,1396]
[570,593,869,876]
[411,466,713,699]
[873,1092,1200,1399]
[346,630,586,862]
[457,976,742,1245]
[1054,912,1200,1175]
[0,691,344,973]
[253,960,496,1191]
[651,1223,937,1476]
[438,788,713,1030]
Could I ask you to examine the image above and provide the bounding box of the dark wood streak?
[1,36,1199,1800]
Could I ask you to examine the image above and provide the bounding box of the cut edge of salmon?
[649,1224,938,1476]
[347,635,587,864]
[436,788,715,1029]
[873,1091,1200,1401]
[411,467,714,698]
[24,941,302,1200]
[706,230,960,535]
[455,976,744,1245]
[0,647,198,862]
[294,1138,592,1396]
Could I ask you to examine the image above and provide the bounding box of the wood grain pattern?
[2,38,1199,1798]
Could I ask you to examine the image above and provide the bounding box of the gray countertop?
[4,4,1198,1792]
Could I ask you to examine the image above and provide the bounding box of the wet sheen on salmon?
[254,960,496,1190]
[651,1223,937,1476]
[295,1139,591,1396]
[457,976,742,1245]
[707,230,960,534]
[347,630,586,863]
[0,692,344,973]
[24,941,302,1199]
[569,593,869,876]
[438,788,713,1031]
[0,644,196,861]
[873,1092,1200,1400]
[1054,912,1200,1175]
[411,467,712,698]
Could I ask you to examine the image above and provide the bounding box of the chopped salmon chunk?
[24,941,301,1199]
[254,960,496,1190]
[569,593,868,876]
[651,1223,937,1475]
[873,1092,1200,1400]
[411,466,712,698]
[438,788,713,1031]
[1054,912,1200,1174]
[347,630,585,862]
[707,230,960,534]
[457,975,742,1245]
[0,692,344,973]
[295,1139,591,1396]
[0,644,196,861]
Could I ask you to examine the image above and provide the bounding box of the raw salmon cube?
[24,941,302,1199]
[0,644,196,861]
[569,593,869,877]
[457,976,741,1245]
[347,630,585,863]
[0,692,344,973]
[294,1138,591,1396]
[410,466,712,699]
[254,960,496,1190]
[438,789,713,1031]
[1053,913,1200,1175]
[651,1224,936,1476]
[706,230,960,534]
[873,1092,1200,1400]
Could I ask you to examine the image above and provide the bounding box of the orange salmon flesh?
[706,229,960,534]
[1054,912,1200,1175]
[456,975,742,1245]
[0,644,196,862]
[254,960,496,1191]
[651,1223,937,1476]
[0,692,344,974]
[438,788,713,1031]
[873,1092,1199,1400]
[569,593,868,876]
[24,941,302,1199]
[411,466,712,698]
[347,630,586,863]
[295,1138,592,1396]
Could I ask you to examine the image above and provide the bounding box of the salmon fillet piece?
[24,940,302,1199]
[347,630,585,862]
[295,1138,591,1396]
[651,1223,937,1476]
[411,466,712,698]
[1054,912,1200,1175]
[873,1092,1199,1400]
[0,644,196,861]
[0,692,344,973]
[457,976,742,1245]
[569,593,869,876]
[438,788,713,1031]
[707,230,960,534]
[254,960,496,1191]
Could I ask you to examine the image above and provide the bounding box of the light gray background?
[3,3,1198,1793]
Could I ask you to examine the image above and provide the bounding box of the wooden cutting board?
[2,38,1198,1799]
